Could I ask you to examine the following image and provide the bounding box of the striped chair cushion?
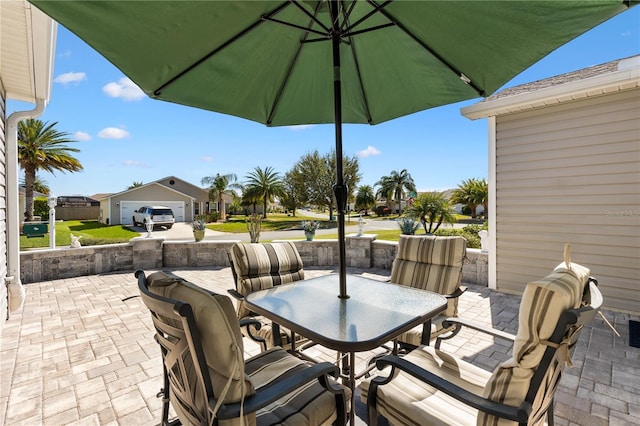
[146,272,254,423]
[231,242,305,320]
[390,235,467,317]
[246,348,350,426]
[477,261,590,426]
[359,345,490,425]
[148,272,346,426]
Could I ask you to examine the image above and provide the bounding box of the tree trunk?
[24,168,36,222]
[218,195,226,221]
[262,199,267,219]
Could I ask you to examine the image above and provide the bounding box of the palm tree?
[451,178,488,218]
[244,166,285,218]
[18,119,82,221]
[406,191,457,234]
[127,181,144,190]
[20,175,50,195]
[375,169,416,214]
[355,185,376,215]
[201,173,241,220]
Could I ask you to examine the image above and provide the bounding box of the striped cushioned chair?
[390,235,467,347]
[137,270,349,426]
[229,241,306,350]
[361,248,602,426]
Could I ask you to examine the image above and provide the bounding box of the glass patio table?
[244,273,447,424]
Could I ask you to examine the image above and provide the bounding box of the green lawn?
[207,214,357,233]
[20,220,139,250]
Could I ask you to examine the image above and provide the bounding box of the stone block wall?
[21,236,489,286]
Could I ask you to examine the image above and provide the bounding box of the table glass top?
[245,274,447,351]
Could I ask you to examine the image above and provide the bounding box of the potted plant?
[247,213,262,243]
[192,216,206,242]
[302,220,319,241]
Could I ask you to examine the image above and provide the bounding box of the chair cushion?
[359,345,490,425]
[477,261,590,426]
[146,272,255,419]
[246,348,350,426]
[390,235,466,317]
[231,242,304,319]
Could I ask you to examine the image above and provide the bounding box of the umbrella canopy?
[31,0,636,297]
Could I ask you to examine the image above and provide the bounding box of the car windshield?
[152,209,173,216]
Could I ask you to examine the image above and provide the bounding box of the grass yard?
[20,220,140,250]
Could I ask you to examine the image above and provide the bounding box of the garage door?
[120,201,186,225]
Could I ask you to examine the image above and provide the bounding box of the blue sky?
[9,7,639,197]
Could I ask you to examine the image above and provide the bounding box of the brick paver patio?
[1,266,638,425]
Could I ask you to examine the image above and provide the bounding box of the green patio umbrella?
[30,0,636,298]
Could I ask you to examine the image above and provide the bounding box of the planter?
[305,231,315,241]
[193,230,205,242]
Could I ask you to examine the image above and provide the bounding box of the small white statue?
[70,234,82,248]
[478,230,489,253]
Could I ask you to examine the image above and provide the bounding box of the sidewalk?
[1,267,638,425]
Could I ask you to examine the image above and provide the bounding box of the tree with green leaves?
[243,166,285,218]
[451,177,488,219]
[18,119,83,221]
[127,181,143,190]
[201,172,241,220]
[375,169,416,214]
[355,185,376,215]
[405,191,457,234]
[291,150,360,219]
[280,170,308,216]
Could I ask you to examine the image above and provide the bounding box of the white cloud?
[54,72,86,85]
[74,131,91,141]
[103,77,146,101]
[356,145,381,158]
[98,127,130,139]
[201,156,214,162]
[123,160,150,168]
[287,124,316,131]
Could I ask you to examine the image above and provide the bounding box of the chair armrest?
[216,362,345,419]
[372,355,531,423]
[239,318,261,330]
[441,318,516,342]
[444,286,467,299]
[227,288,244,300]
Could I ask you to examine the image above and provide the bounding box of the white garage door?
[120,201,186,225]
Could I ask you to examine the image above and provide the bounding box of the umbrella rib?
[153,1,291,96]
[267,2,326,125]
[343,14,374,124]
[344,0,394,34]
[290,0,331,33]
[366,0,486,96]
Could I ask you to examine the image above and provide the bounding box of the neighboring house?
[1,1,56,331]
[99,176,233,226]
[462,55,640,312]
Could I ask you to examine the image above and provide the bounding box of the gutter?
[6,99,46,314]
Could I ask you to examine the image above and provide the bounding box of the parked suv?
[132,206,175,229]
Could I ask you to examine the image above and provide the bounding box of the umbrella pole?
[330,0,349,299]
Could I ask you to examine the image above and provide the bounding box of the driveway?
[131,215,468,242]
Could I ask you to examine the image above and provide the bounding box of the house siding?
[108,185,193,225]
[495,88,640,312]
[1,84,7,330]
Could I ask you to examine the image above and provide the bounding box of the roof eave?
[461,56,640,120]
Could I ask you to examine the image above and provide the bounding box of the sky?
[8,6,639,198]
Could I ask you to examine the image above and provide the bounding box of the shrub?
[397,217,420,235]
[33,197,50,221]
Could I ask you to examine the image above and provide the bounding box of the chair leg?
[547,399,555,426]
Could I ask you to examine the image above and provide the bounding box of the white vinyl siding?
[495,88,640,312]
[1,87,7,330]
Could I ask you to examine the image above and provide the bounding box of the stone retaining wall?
[20,235,489,285]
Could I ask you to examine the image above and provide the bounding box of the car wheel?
[166,225,172,229]
[133,217,138,226]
